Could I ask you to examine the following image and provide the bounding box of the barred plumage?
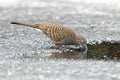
[10,21,86,46]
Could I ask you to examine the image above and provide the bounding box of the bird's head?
[75,35,88,54]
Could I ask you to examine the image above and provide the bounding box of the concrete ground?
[0,0,120,80]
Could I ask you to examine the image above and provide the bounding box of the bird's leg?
[57,45,74,51]
[55,45,65,50]
[50,44,68,51]
[49,44,63,49]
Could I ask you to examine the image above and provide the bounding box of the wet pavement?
[0,0,120,80]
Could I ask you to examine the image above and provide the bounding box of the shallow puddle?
[49,41,120,60]
[18,41,120,60]
[87,41,120,60]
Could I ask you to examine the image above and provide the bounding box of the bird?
[10,21,88,54]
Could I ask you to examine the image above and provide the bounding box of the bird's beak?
[79,41,88,54]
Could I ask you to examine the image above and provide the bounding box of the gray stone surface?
[0,0,120,80]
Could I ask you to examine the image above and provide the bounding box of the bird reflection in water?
[49,45,88,59]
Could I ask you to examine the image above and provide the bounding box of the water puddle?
[49,41,120,60]
[87,41,120,60]
[17,41,120,60]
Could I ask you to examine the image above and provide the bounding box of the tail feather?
[11,21,38,28]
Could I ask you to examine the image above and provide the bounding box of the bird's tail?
[11,21,38,28]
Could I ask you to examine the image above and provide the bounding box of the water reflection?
[50,50,87,59]
[16,41,120,60]
[87,41,120,60]
[18,48,87,60]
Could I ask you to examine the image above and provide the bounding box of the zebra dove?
[11,21,88,53]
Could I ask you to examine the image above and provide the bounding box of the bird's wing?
[38,22,76,43]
